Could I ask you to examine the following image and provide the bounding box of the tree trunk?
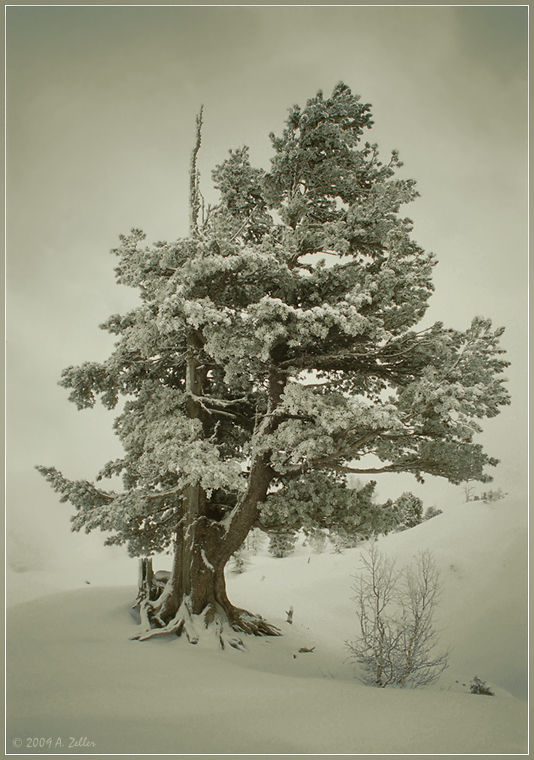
[131,512,279,645]
[131,451,281,644]
[130,337,282,646]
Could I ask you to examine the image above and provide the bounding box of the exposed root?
[217,632,246,651]
[130,599,280,645]
[227,608,282,638]
[205,605,280,646]
[227,637,246,650]
[211,613,245,651]
[130,599,199,643]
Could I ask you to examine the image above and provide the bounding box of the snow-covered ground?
[6,496,528,754]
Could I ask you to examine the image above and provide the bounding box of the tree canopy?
[37,83,510,642]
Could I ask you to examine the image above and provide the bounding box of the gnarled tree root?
[130,599,198,642]
[130,599,281,647]
[226,607,281,638]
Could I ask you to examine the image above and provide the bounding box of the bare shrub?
[347,545,449,688]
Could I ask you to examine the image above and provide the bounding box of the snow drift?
[6,495,527,754]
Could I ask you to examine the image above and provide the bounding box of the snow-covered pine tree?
[268,530,298,558]
[423,506,443,521]
[37,83,510,646]
[393,492,424,531]
[244,527,264,555]
[230,544,248,574]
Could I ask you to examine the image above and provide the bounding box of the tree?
[244,527,264,555]
[393,492,424,531]
[229,544,248,574]
[261,476,401,548]
[478,488,507,503]
[268,530,298,558]
[470,676,494,696]
[347,546,449,687]
[37,82,510,646]
[463,482,476,502]
[423,505,443,521]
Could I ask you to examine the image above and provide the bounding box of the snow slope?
[6,496,528,754]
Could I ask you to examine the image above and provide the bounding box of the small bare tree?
[395,550,450,686]
[463,482,476,502]
[347,546,449,688]
[348,545,403,687]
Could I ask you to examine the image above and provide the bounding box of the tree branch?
[228,205,260,242]
[145,486,182,500]
[189,107,204,237]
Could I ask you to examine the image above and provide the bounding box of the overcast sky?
[6,5,528,573]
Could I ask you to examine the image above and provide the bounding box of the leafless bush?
[347,545,449,688]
